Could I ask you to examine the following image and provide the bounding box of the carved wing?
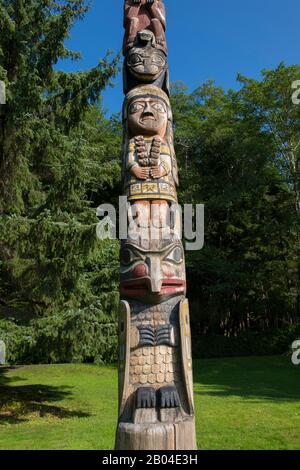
[118,300,131,417]
[179,298,194,415]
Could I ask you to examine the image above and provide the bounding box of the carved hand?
[131,165,150,180]
[150,165,167,179]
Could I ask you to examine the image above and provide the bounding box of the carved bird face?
[120,239,186,303]
[127,47,166,80]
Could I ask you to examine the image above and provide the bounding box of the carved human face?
[127,48,166,81]
[120,240,186,303]
[127,96,168,137]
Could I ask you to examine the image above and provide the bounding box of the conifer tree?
[171,73,297,335]
[0,0,121,362]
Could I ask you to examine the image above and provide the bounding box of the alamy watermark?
[96,197,205,251]
[291,80,300,105]
[291,340,300,366]
[0,81,6,105]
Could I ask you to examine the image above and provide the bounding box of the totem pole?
[115,0,197,450]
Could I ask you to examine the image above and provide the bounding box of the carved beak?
[145,256,162,293]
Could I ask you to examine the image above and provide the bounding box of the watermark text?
[291,80,300,105]
[96,197,205,251]
[292,340,300,365]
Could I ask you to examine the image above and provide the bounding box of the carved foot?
[136,387,156,409]
[158,386,180,408]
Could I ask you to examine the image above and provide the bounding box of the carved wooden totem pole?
[115,0,197,450]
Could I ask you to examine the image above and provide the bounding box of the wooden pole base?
[116,417,197,450]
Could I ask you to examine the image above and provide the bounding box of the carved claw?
[139,325,155,346]
[136,387,156,408]
[158,386,180,408]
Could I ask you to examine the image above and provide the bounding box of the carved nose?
[145,257,162,293]
[143,102,154,116]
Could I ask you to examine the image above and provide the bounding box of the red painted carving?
[120,237,186,302]
[124,0,167,54]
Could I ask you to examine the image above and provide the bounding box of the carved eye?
[128,53,142,66]
[121,248,133,265]
[121,247,141,265]
[165,246,184,264]
[151,102,166,113]
[129,102,144,114]
[152,54,165,67]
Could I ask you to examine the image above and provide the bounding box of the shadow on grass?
[0,366,91,424]
[193,356,300,403]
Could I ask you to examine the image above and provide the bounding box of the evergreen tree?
[237,64,300,319]
[171,72,297,335]
[0,0,121,362]
[0,1,297,361]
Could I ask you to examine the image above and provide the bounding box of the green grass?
[0,356,299,450]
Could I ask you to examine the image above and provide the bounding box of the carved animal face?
[126,47,166,81]
[127,96,168,137]
[120,240,186,303]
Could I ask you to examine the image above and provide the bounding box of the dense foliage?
[0,0,121,363]
[171,69,300,337]
[0,2,299,363]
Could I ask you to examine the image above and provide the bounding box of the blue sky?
[58,0,300,115]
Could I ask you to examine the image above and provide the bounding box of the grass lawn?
[0,356,299,450]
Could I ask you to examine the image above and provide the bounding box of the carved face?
[126,47,166,81]
[127,96,168,137]
[120,240,186,303]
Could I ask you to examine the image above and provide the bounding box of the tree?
[237,64,300,317]
[171,72,296,335]
[0,0,121,362]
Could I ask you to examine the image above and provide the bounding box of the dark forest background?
[0,1,300,364]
